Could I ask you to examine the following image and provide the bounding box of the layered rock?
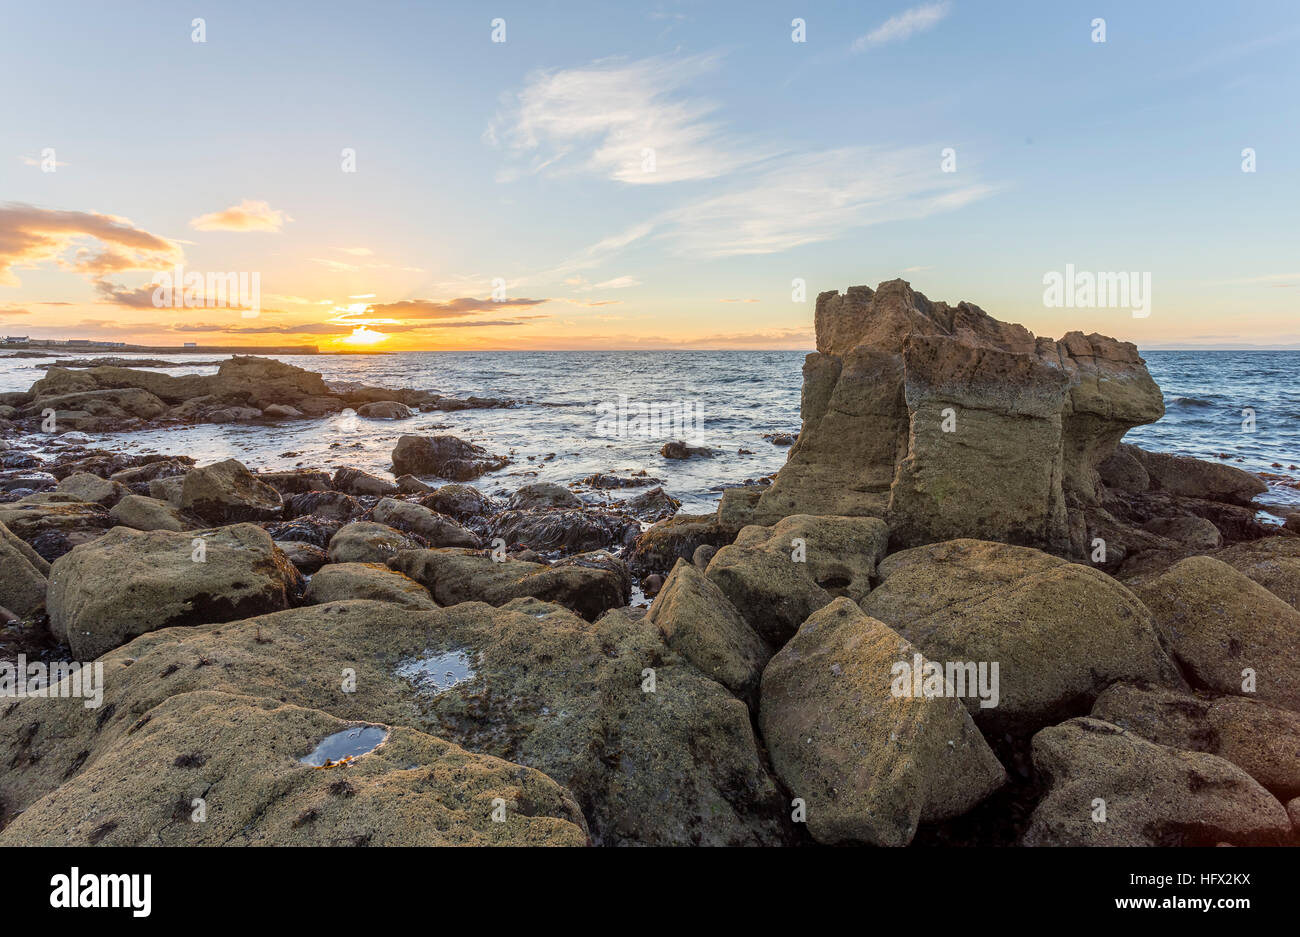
[727,280,1167,558]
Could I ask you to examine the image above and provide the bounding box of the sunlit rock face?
[730,279,1164,557]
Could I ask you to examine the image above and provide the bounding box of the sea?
[2,349,1297,518]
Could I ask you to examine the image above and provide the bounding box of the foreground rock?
[0,520,49,620]
[0,599,787,845]
[706,515,889,645]
[1132,556,1300,710]
[647,559,772,698]
[760,599,1006,846]
[0,500,111,560]
[487,508,639,554]
[390,548,629,621]
[861,539,1183,733]
[47,523,302,658]
[391,434,508,481]
[1023,717,1289,846]
[0,691,587,846]
[1091,683,1300,798]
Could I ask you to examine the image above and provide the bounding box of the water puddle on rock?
[299,724,389,767]
[395,649,477,695]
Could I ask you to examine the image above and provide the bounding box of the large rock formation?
[725,280,1166,558]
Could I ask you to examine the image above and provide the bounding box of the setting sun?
[341,326,388,346]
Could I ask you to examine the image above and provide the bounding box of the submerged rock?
[391,434,508,481]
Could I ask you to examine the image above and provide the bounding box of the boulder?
[702,515,888,646]
[181,459,283,523]
[147,475,185,507]
[660,441,712,460]
[208,406,262,423]
[391,434,508,481]
[46,523,301,659]
[326,522,421,565]
[108,494,188,532]
[274,539,328,574]
[1091,683,1300,798]
[303,562,437,609]
[331,466,399,497]
[390,548,629,621]
[419,483,494,520]
[357,400,415,420]
[264,515,343,549]
[507,482,583,510]
[0,690,587,847]
[1211,537,1300,611]
[625,513,737,577]
[1140,515,1222,551]
[111,458,192,486]
[760,598,1006,846]
[1023,717,1290,846]
[0,500,112,560]
[395,474,432,494]
[262,403,304,419]
[646,559,772,698]
[487,508,640,554]
[728,280,1165,559]
[1097,443,1150,492]
[1136,449,1267,505]
[258,469,332,495]
[55,472,127,507]
[0,520,48,620]
[618,485,681,522]
[1132,556,1300,710]
[861,539,1183,733]
[284,490,361,521]
[371,497,480,547]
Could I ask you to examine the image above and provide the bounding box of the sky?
[2,0,1298,351]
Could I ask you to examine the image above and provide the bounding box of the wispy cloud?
[363,296,549,319]
[190,199,292,232]
[488,53,775,184]
[852,2,951,52]
[658,145,992,257]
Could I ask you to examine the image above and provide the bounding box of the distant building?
[3,336,28,344]
[183,342,197,348]
[67,339,92,346]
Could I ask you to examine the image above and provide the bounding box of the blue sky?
[2,0,1298,349]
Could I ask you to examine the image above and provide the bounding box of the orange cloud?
[190,199,291,232]
[0,202,183,286]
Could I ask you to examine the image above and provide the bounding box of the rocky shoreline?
[2,279,1298,846]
